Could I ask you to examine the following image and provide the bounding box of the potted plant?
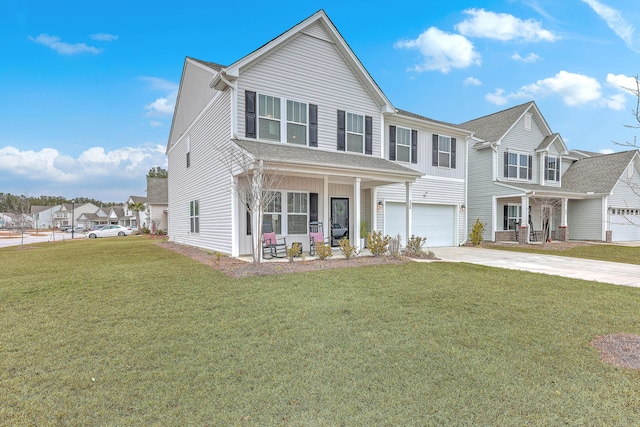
[359,220,368,249]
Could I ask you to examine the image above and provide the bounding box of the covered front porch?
[231,140,422,257]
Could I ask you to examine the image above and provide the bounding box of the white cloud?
[141,77,179,116]
[455,8,558,42]
[511,52,541,63]
[599,148,615,154]
[394,27,481,73]
[140,77,179,92]
[28,34,101,55]
[464,77,483,86]
[149,121,163,127]
[90,33,118,42]
[581,0,640,53]
[606,73,637,92]
[485,88,509,105]
[603,93,626,110]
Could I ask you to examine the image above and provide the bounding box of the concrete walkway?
[427,246,640,288]
[0,231,81,248]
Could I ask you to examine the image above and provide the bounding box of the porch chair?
[262,220,287,259]
[309,221,330,256]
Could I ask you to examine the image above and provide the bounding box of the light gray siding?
[236,30,382,156]
[168,61,218,149]
[497,114,545,185]
[609,163,640,209]
[568,198,603,240]
[168,89,233,253]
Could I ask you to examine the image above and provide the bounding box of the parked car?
[67,226,85,233]
[59,225,72,232]
[85,225,133,238]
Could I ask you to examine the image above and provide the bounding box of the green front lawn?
[2,238,640,425]
[487,243,640,265]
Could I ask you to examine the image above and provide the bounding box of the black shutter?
[503,152,508,177]
[528,155,533,180]
[556,158,560,181]
[246,210,251,235]
[245,91,256,138]
[365,116,373,155]
[504,205,508,230]
[309,104,318,147]
[411,130,418,164]
[544,155,549,180]
[337,110,345,151]
[389,126,396,161]
[309,193,318,223]
[432,134,439,166]
[451,137,457,168]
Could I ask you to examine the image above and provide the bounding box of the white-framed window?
[346,112,364,153]
[258,94,281,142]
[507,152,529,179]
[506,205,522,230]
[263,191,282,234]
[287,192,308,235]
[396,127,411,162]
[189,200,199,233]
[438,135,452,168]
[546,156,558,181]
[524,113,532,131]
[286,100,307,145]
[186,136,191,168]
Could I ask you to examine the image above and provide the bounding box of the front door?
[331,197,349,245]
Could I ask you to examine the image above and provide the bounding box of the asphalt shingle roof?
[234,139,422,178]
[561,150,638,194]
[395,109,469,131]
[460,101,534,142]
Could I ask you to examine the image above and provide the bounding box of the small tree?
[528,197,563,246]
[147,166,168,178]
[469,219,485,247]
[128,201,145,233]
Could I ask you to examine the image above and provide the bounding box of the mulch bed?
[158,241,437,278]
[591,333,640,370]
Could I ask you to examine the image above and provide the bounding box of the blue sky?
[1,0,639,202]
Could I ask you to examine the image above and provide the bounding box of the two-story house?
[462,101,640,243]
[166,10,472,257]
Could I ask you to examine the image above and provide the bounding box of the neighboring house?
[76,208,110,229]
[31,205,62,229]
[0,212,31,229]
[147,177,168,232]
[125,196,148,229]
[55,203,100,228]
[166,10,471,256]
[462,101,640,243]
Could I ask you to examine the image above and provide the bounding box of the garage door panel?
[385,202,455,247]
[611,214,640,241]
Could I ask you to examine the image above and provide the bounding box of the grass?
[487,243,640,265]
[2,238,640,425]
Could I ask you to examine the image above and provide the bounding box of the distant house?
[146,177,168,232]
[55,203,100,229]
[125,196,148,230]
[462,101,640,243]
[31,205,62,229]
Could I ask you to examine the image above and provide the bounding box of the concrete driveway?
[428,246,640,288]
[0,231,80,248]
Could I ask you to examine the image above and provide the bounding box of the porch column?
[521,196,529,244]
[231,176,240,257]
[406,182,412,245]
[559,197,569,241]
[372,187,378,232]
[323,175,329,237]
[354,177,361,247]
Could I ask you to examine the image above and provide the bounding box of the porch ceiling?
[234,139,422,185]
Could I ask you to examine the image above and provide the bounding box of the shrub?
[469,219,486,247]
[141,226,150,235]
[287,242,302,261]
[315,242,333,260]
[405,235,427,257]
[388,234,402,257]
[338,238,358,259]
[367,231,390,256]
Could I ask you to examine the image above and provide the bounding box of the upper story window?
[545,155,559,182]
[286,100,307,145]
[258,94,281,142]
[186,136,191,168]
[245,91,318,147]
[346,113,364,153]
[505,151,531,180]
[396,127,411,162]
[431,134,457,168]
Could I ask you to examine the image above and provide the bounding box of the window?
[346,112,364,153]
[438,136,451,168]
[190,200,199,233]
[506,152,530,180]
[258,94,281,141]
[396,127,411,162]
[186,136,191,168]
[506,205,522,230]
[546,156,558,181]
[286,100,307,145]
[263,191,282,234]
[287,192,308,234]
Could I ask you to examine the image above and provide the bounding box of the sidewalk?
[428,246,640,288]
[0,231,81,248]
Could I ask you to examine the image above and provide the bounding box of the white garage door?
[610,211,640,241]
[385,202,456,247]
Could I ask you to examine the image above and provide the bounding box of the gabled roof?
[187,57,225,72]
[395,109,471,134]
[569,149,603,159]
[536,133,567,154]
[212,10,393,112]
[460,101,554,144]
[147,177,168,204]
[561,150,639,194]
[127,196,147,204]
[234,139,422,180]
